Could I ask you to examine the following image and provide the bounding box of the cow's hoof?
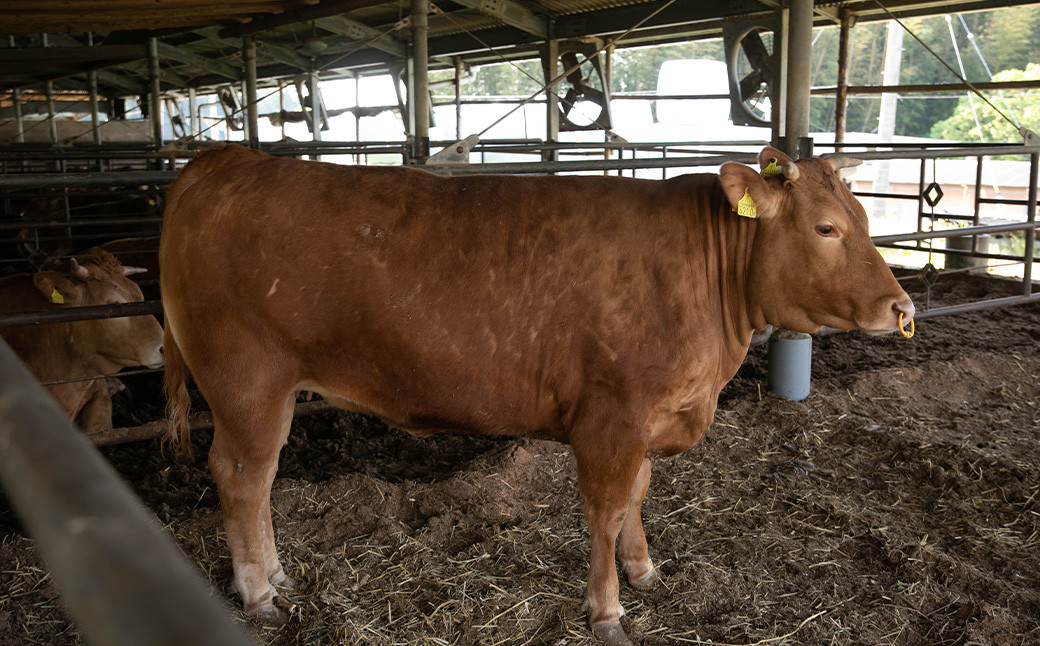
[629,567,661,590]
[592,621,634,646]
[248,603,288,627]
[272,572,296,590]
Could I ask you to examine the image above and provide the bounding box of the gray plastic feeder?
[767,330,813,401]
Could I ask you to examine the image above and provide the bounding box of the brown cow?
[159,145,914,645]
[0,248,164,434]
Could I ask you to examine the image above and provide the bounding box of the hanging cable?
[957,13,1019,128]
[871,0,1030,140]
[944,15,983,141]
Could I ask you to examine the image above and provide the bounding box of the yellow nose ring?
[898,311,915,339]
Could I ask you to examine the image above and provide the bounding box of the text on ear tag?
[50,288,65,304]
[761,157,781,179]
[736,188,758,218]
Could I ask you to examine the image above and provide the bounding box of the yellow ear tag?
[736,188,758,218]
[761,157,781,179]
[50,288,65,304]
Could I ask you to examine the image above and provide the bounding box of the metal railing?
[816,143,1039,314]
[0,338,257,646]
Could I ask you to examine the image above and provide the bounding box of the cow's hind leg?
[208,391,295,625]
[617,457,660,589]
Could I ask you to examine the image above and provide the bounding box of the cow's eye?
[815,224,838,238]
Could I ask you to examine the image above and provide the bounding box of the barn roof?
[1,0,1037,99]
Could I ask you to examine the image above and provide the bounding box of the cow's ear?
[758,146,793,170]
[33,271,83,306]
[720,162,781,220]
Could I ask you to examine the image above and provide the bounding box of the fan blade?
[739,70,767,99]
[741,31,771,71]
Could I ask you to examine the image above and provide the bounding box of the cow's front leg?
[572,424,648,646]
[78,379,113,434]
[617,457,660,589]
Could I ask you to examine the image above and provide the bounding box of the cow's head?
[33,248,165,369]
[720,146,914,335]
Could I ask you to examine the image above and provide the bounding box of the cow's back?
[160,147,740,440]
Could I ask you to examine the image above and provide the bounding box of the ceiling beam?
[189,26,311,72]
[155,41,242,81]
[314,16,407,58]
[450,0,548,39]
[217,0,389,38]
[94,69,147,94]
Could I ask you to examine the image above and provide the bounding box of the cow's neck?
[686,175,760,348]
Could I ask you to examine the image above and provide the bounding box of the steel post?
[148,37,163,147]
[784,0,812,158]
[244,35,259,148]
[411,0,430,161]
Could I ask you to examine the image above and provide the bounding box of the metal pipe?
[309,64,322,157]
[11,87,24,144]
[0,339,257,646]
[821,145,1040,160]
[87,32,102,148]
[544,38,560,164]
[189,87,198,137]
[454,56,463,141]
[0,301,163,328]
[88,71,102,147]
[1025,153,1038,295]
[834,8,851,144]
[45,82,59,144]
[148,37,163,147]
[811,78,1040,95]
[872,221,1039,245]
[913,293,1040,319]
[411,0,430,161]
[426,152,758,176]
[244,36,259,149]
[0,172,178,189]
[0,216,163,232]
[784,0,812,158]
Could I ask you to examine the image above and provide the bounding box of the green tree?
[979,6,1040,73]
[929,64,1040,142]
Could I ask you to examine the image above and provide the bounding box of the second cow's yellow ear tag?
[50,288,65,304]
[736,188,758,218]
[760,157,781,179]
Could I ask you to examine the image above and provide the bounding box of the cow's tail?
[162,325,193,457]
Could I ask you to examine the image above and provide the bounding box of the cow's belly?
[296,339,570,443]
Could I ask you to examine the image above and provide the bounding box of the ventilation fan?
[723,21,776,128]
[546,42,612,131]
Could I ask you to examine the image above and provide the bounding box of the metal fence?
[0,139,1036,643]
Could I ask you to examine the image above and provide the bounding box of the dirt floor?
[1,270,1038,646]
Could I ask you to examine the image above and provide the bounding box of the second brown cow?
[1,248,164,434]
[159,145,914,645]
